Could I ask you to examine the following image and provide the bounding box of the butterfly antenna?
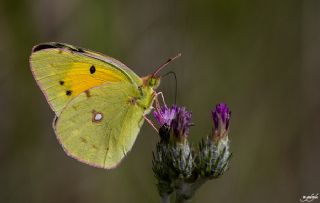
[152,53,182,76]
[161,71,178,104]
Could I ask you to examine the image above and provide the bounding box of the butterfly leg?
[153,91,167,117]
[154,95,161,113]
[156,91,167,107]
[143,114,159,133]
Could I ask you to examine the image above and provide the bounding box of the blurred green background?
[1,0,319,202]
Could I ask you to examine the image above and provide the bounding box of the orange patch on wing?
[62,62,126,98]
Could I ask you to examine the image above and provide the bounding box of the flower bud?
[171,107,192,143]
[211,103,231,142]
[196,137,232,179]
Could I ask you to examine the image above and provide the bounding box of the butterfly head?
[142,75,161,89]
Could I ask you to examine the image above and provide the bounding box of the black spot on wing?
[90,65,96,74]
[66,90,72,96]
[59,81,64,85]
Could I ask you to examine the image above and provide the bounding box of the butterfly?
[30,42,180,169]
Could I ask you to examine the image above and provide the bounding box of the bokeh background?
[1,0,319,202]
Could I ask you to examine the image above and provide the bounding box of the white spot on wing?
[94,113,103,121]
[92,110,104,123]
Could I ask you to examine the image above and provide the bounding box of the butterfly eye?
[149,78,156,86]
[148,77,160,88]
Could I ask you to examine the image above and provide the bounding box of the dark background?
[0,0,319,202]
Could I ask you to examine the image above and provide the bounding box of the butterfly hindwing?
[54,81,145,168]
[30,42,141,116]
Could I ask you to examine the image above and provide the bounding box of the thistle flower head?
[211,103,231,141]
[153,105,178,127]
[171,107,192,141]
[153,105,192,142]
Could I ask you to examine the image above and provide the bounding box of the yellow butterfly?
[30,42,180,168]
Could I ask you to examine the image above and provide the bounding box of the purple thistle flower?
[153,105,192,142]
[171,107,192,141]
[211,103,231,141]
[153,105,178,126]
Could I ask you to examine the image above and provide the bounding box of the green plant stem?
[161,194,170,203]
[175,177,208,203]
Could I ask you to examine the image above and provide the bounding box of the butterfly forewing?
[30,43,141,116]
